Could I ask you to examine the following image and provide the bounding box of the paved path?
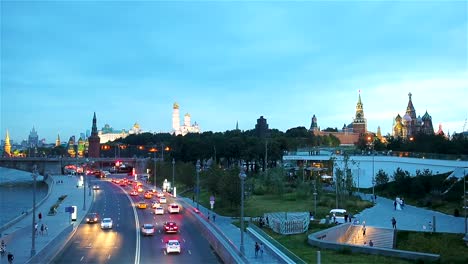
[354,193,466,233]
[0,175,93,264]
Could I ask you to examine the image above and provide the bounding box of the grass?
[396,231,468,264]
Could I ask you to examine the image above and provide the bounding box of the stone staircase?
[345,225,394,248]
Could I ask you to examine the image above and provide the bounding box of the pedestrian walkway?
[0,175,93,264]
[180,197,284,264]
[354,193,465,233]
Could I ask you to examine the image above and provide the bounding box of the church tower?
[55,134,61,147]
[4,130,11,157]
[88,112,101,158]
[352,91,367,134]
[172,102,181,135]
[309,114,319,132]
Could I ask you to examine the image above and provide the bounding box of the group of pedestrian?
[1,240,14,263]
[254,242,264,257]
[393,197,405,210]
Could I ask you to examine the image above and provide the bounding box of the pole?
[196,160,200,210]
[30,165,37,257]
[239,166,246,254]
[357,164,360,194]
[154,151,157,190]
[372,148,375,201]
[172,158,175,191]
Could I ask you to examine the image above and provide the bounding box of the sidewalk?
[0,175,93,264]
[180,197,283,264]
[354,193,465,233]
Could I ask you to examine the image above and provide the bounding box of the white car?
[159,197,167,204]
[168,204,180,214]
[166,240,181,254]
[101,218,113,229]
[141,224,155,236]
[156,192,165,198]
[155,206,164,215]
[151,201,161,209]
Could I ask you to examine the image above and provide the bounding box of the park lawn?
[396,231,468,264]
[200,190,373,219]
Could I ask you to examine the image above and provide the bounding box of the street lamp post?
[196,160,200,210]
[154,151,157,191]
[172,158,175,192]
[313,180,317,216]
[239,165,247,255]
[367,136,375,201]
[30,165,38,257]
[82,158,86,211]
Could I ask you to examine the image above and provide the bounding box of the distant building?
[393,92,434,138]
[55,134,61,147]
[88,112,101,158]
[98,122,143,143]
[255,116,269,138]
[310,92,367,145]
[172,102,201,136]
[28,126,39,148]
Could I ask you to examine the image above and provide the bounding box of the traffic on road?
[53,173,220,263]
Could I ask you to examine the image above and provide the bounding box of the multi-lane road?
[53,174,221,264]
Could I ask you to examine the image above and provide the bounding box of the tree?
[375,169,389,186]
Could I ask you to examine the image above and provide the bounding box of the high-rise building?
[255,116,269,138]
[28,126,39,148]
[88,112,101,158]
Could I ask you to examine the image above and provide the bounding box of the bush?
[454,209,460,217]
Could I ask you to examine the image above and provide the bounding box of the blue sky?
[1,0,467,143]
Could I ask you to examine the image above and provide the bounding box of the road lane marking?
[188,250,192,255]
[108,254,111,259]
[80,256,84,262]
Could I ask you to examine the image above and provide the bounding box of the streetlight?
[172,158,175,193]
[31,165,38,257]
[367,136,375,201]
[196,160,201,210]
[239,165,247,255]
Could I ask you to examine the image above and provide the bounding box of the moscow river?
[0,167,48,227]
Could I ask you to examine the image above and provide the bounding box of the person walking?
[391,217,397,229]
[393,200,397,210]
[362,226,366,236]
[40,224,44,236]
[7,252,13,263]
[34,223,38,235]
[260,243,264,256]
[254,242,260,257]
[38,212,42,222]
[212,214,216,222]
[44,224,48,235]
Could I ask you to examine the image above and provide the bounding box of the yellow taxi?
[144,192,153,199]
[137,201,147,209]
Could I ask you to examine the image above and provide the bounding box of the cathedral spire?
[56,133,61,147]
[4,130,11,157]
[236,121,239,131]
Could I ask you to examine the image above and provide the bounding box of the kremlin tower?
[88,112,101,158]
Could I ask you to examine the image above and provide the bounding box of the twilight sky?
[1,0,467,143]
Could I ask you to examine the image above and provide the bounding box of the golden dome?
[173,102,179,109]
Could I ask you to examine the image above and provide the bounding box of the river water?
[0,167,48,227]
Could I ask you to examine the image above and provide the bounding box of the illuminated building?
[172,102,201,136]
[3,130,11,157]
[393,93,434,138]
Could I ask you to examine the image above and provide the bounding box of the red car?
[163,221,179,233]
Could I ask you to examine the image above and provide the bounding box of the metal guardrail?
[248,223,307,264]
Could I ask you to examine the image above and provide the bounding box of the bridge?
[0,157,144,175]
